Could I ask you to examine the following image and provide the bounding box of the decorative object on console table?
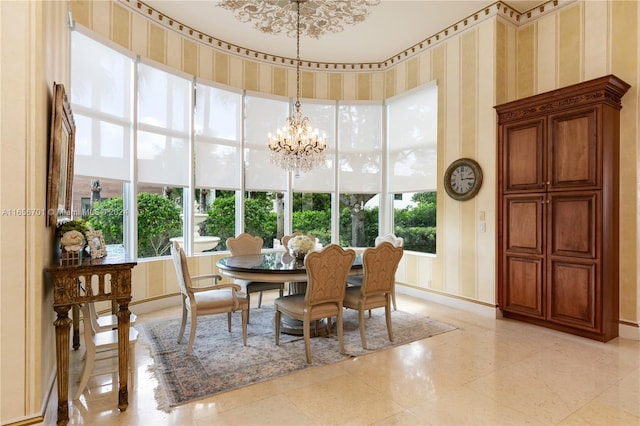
[55,219,90,263]
[495,75,630,342]
[86,229,107,259]
[59,230,85,266]
[46,82,76,226]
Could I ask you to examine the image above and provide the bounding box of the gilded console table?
[45,253,136,426]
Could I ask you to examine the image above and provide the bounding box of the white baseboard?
[130,295,181,315]
[395,284,498,318]
[619,322,640,341]
[396,285,640,341]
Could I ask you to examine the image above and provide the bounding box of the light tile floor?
[42,293,640,425]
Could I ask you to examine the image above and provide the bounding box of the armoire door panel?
[504,194,544,254]
[549,192,598,258]
[504,256,544,318]
[503,119,546,192]
[548,260,598,330]
[548,107,599,190]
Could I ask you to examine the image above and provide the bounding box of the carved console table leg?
[54,305,72,426]
[116,299,131,411]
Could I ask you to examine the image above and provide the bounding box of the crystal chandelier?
[267,0,327,176]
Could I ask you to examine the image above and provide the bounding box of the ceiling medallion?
[218,0,381,39]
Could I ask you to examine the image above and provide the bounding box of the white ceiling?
[143,0,547,63]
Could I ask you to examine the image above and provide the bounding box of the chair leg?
[241,308,248,346]
[186,312,197,355]
[75,316,96,399]
[358,308,368,349]
[227,312,232,332]
[385,303,394,342]
[246,293,251,324]
[177,301,188,344]
[74,336,96,399]
[303,316,312,364]
[391,287,397,311]
[257,291,263,308]
[275,309,281,345]
[337,308,345,355]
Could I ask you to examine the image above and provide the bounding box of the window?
[70,31,133,252]
[338,103,382,247]
[387,84,438,253]
[393,192,436,253]
[244,191,278,248]
[71,31,439,258]
[292,192,331,246]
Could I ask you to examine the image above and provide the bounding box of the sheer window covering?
[291,100,336,192]
[337,103,383,193]
[194,82,242,190]
[137,62,191,186]
[71,31,133,181]
[244,95,288,192]
[387,83,438,192]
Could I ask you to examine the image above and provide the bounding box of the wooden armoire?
[495,75,629,342]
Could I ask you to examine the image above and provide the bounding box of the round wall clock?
[444,158,483,201]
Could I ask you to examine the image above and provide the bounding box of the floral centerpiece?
[287,235,315,261]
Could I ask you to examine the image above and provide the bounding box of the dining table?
[216,251,363,335]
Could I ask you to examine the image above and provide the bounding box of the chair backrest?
[304,244,356,306]
[226,233,263,256]
[170,240,192,295]
[375,233,404,248]
[361,242,403,296]
[281,232,314,254]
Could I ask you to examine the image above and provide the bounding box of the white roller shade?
[194,83,242,190]
[137,62,191,186]
[291,101,336,192]
[244,95,288,192]
[71,31,133,181]
[387,83,438,192]
[338,103,382,193]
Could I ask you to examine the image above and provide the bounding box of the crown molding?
[119,0,576,72]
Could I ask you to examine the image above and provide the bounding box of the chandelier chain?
[266,0,327,176]
[296,0,301,108]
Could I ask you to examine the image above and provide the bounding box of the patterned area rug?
[141,306,456,410]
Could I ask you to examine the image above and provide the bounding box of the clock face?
[450,165,476,194]
[444,158,483,201]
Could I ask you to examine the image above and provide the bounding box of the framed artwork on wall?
[46,82,76,226]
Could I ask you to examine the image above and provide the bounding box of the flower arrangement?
[60,230,86,252]
[287,235,315,260]
[55,219,91,265]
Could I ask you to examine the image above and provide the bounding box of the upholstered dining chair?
[85,293,137,332]
[347,232,404,311]
[226,233,285,322]
[74,303,138,400]
[170,241,248,355]
[274,244,356,364]
[343,241,403,349]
